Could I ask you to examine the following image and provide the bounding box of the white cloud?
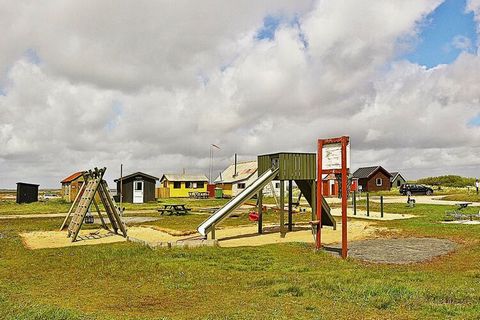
[451,35,473,51]
[1,0,480,188]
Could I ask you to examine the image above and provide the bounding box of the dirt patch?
[334,237,457,264]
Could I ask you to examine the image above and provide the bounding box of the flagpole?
[209,144,220,184]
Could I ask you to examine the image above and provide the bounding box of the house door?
[133,181,144,204]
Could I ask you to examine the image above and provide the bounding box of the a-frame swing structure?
[60,167,127,242]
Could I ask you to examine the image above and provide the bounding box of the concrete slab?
[441,220,480,225]
[329,207,415,221]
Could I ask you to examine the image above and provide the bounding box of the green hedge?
[416,175,477,188]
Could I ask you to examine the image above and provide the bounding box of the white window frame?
[376,178,383,187]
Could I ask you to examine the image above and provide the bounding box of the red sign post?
[316,136,350,259]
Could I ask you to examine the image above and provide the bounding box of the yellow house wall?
[166,181,208,198]
[61,176,105,203]
[61,176,86,202]
[217,183,233,196]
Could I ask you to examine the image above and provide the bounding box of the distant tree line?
[415,175,476,188]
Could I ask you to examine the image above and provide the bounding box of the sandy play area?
[212,220,380,247]
[20,229,127,249]
[20,220,385,250]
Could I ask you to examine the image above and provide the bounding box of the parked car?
[400,184,433,196]
[40,193,61,201]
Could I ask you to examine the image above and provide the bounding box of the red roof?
[61,171,83,183]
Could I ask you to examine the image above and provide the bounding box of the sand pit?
[122,221,384,248]
[215,220,381,247]
[20,229,127,249]
[127,226,190,242]
[21,220,386,250]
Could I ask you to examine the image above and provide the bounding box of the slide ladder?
[198,167,279,236]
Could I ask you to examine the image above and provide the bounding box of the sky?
[0,0,480,188]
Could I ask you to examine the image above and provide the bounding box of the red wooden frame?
[316,136,349,258]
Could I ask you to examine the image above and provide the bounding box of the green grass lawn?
[0,200,479,319]
[0,196,278,216]
[439,193,480,203]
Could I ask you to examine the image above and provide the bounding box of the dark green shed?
[114,172,158,204]
[257,152,316,180]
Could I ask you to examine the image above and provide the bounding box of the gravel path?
[332,237,457,264]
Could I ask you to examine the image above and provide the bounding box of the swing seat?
[84,213,94,224]
[248,211,259,222]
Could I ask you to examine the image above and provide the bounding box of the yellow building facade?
[158,174,209,198]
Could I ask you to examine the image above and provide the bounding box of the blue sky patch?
[405,0,477,68]
[468,114,480,127]
[255,14,308,49]
[24,48,41,65]
[105,100,124,131]
[256,15,282,41]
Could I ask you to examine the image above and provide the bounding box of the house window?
[197,182,204,189]
[185,182,193,188]
[275,182,280,189]
[237,183,246,189]
[376,178,383,186]
[173,182,181,189]
[397,180,401,187]
[163,181,168,188]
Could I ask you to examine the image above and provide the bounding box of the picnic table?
[445,202,479,221]
[158,204,191,215]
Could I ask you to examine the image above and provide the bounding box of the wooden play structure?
[257,152,336,236]
[60,167,127,242]
[197,152,337,242]
[197,136,350,258]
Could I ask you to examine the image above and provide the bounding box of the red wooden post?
[341,136,348,258]
[316,139,323,250]
[316,136,349,258]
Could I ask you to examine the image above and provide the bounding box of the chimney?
[233,153,237,177]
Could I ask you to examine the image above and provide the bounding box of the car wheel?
[426,190,432,196]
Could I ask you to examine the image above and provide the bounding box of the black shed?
[16,182,39,204]
[114,172,159,204]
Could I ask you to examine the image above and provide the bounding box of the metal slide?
[197,167,280,236]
